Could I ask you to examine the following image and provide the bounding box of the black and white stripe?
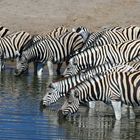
[32,26,69,75]
[0,26,10,38]
[33,26,69,43]
[15,31,89,76]
[58,69,140,120]
[0,31,32,71]
[75,25,140,51]
[63,39,140,77]
[42,60,140,107]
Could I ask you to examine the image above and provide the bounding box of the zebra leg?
[1,61,5,69]
[121,104,128,115]
[0,55,4,71]
[111,101,121,120]
[129,106,135,119]
[34,62,45,76]
[0,58,2,71]
[47,61,53,75]
[88,101,96,108]
[56,63,62,75]
[33,62,38,75]
[37,63,44,76]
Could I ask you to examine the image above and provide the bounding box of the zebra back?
[10,31,33,54]
[47,26,69,38]
[0,26,10,38]
[33,26,69,43]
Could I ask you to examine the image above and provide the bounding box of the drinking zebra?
[32,26,69,75]
[63,39,140,77]
[58,70,140,120]
[14,30,89,76]
[42,60,140,108]
[0,31,32,71]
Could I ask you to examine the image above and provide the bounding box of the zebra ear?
[75,27,82,33]
[78,30,90,42]
[72,26,84,33]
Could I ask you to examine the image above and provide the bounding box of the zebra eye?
[73,62,77,65]
[67,67,70,70]
[48,92,52,95]
[68,101,72,104]
[74,92,79,98]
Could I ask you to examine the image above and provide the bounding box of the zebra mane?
[19,35,35,54]
[89,26,124,45]
[89,29,108,42]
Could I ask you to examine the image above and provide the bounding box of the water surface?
[0,65,140,140]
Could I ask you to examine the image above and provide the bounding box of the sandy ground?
[0,0,140,35]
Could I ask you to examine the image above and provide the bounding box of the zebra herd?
[1,25,140,120]
[42,25,140,120]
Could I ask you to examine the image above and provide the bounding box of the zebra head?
[41,83,62,107]
[58,89,80,119]
[63,57,79,77]
[72,26,89,34]
[72,26,91,49]
[14,52,28,76]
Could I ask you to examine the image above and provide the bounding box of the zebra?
[32,26,69,75]
[0,26,10,38]
[42,60,140,108]
[58,69,140,120]
[0,31,33,71]
[14,30,90,76]
[73,25,140,51]
[63,39,140,77]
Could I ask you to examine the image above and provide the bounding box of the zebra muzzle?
[40,100,47,109]
[57,110,67,119]
[14,68,28,76]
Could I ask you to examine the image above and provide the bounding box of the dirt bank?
[0,0,140,34]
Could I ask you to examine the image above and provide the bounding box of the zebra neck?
[53,74,88,93]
